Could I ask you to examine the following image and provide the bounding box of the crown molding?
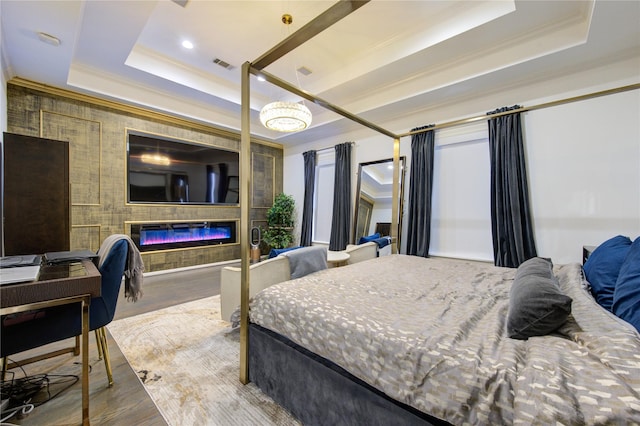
[8,77,283,150]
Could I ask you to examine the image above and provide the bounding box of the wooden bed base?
[249,324,450,426]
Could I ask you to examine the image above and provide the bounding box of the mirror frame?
[353,156,406,250]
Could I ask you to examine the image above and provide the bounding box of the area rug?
[107,295,300,426]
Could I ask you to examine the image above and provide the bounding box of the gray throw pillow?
[507,257,572,340]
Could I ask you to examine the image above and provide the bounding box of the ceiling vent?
[297,66,312,76]
[213,58,235,70]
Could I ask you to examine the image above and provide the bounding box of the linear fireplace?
[130,221,237,252]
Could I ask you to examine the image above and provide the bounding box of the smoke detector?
[297,66,312,76]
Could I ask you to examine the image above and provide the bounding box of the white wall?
[525,90,640,263]
[0,0,6,136]
[1,12,8,256]
[283,61,640,264]
[369,200,391,236]
[1,11,8,135]
[1,65,6,136]
[283,147,305,246]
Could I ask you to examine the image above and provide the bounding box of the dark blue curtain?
[406,125,435,257]
[300,150,316,246]
[487,105,537,267]
[329,143,352,251]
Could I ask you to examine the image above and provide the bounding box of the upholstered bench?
[220,242,379,321]
[220,255,291,321]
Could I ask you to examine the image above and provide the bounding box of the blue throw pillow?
[358,233,380,245]
[268,246,302,259]
[583,235,632,311]
[373,237,390,248]
[612,237,640,332]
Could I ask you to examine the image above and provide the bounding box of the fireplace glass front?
[131,221,237,252]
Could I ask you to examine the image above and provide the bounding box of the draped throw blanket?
[487,106,537,267]
[406,125,435,257]
[98,234,145,301]
[329,143,352,251]
[281,245,328,279]
[300,150,316,246]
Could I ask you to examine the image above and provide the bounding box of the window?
[430,122,493,261]
[312,151,335,244]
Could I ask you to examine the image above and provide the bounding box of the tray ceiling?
[2,0,638,145]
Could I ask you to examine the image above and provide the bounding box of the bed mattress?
[249,255,640,424]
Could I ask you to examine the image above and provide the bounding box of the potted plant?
[262,193,296,249]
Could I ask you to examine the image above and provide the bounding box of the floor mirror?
[353,157,406,249]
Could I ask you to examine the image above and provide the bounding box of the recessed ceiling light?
[182,40,194,49]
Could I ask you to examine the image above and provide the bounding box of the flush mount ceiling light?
[259,14,312,133]
[260,101,312,132]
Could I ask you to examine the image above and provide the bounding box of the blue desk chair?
[1,238,129,387]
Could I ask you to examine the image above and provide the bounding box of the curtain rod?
[312,141,356,154]
[397,83,640,139]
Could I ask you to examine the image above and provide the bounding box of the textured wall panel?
[8,83,282,272]
[251,219,268,230]
[71,225,102,252]
[41,111,102,206]
[252,152,275,208]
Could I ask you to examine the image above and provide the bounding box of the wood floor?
[2,263,230,425]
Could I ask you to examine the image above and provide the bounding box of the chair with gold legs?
[1,237,130,387]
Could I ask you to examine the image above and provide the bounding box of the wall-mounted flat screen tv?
[127,132,239,205]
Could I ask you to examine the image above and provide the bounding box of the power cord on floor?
[1,361,79,424]
[1,402,34,426]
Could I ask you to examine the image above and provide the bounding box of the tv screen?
[127,132,239,205]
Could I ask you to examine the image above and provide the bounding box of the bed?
[234,3,640,423]
[247,254,640,425]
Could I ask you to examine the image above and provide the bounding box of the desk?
[1,259,101,426]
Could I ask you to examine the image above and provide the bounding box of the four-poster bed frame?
[238,0,399,385]
[237,1,640,422]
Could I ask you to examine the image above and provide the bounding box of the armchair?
[1,238,130,386]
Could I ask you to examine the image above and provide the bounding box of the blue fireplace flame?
[131,222,236,251]
[140,225,232,246]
